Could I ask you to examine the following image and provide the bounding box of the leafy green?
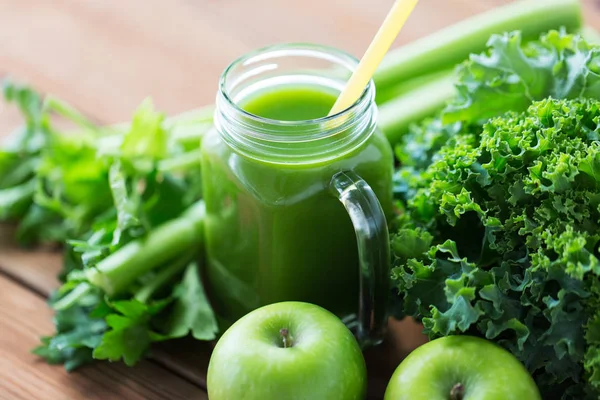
[391,30,600,400]
[93,299,169,366]
[120,99,168,173]
[444,30,600,124]
[160,262,219,340]
[0,81,217,370]
[374,0,583,92]
[0,81,58,244]
[394,119,462,170]
[0,179,36,219]
[393,99,600,399]
[35,132,112,237]
[374,0,583,144]
[32,291,106,372]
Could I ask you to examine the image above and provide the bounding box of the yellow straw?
[329,0,420,116]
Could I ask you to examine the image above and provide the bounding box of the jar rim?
[218,42,374,129]
[213,43,378,165]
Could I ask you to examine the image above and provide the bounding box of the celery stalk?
[373,0,582,90]
[375,68,454,104]
[85,201,205,296]
[134,249,196,303]
[378,72,455,145]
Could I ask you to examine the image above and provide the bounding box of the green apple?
[384,335,541,400]
[207,301,367,400]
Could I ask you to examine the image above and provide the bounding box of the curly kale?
[392,30,600,399]
[444,29,600,125]
[393,98,600,399]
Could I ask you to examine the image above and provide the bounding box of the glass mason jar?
[201,44,394,346]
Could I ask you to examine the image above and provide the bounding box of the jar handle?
[330,170,390,348]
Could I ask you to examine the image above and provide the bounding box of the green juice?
[242,86,338,120]
[201,84,393,326]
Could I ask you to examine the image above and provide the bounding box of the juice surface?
[241,86,337,120]
[201,84,394,327]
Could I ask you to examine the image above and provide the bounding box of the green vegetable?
[0,85,218,369]
[374,0,582,90]
[378,71,456,145]
[160,261,219,340]
[90,257,219,365]
[444,30,600,124]
[375,0,584,143]
[85,201,205,296]
[374,69,453,104]
[92,298,170,366]
[0,82,62,244]
[32,291,107,371]
[392,30,600,399]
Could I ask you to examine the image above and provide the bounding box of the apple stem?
[450,383,465,400]
[280,328,294,348]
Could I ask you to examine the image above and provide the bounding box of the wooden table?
[1,1,599,399]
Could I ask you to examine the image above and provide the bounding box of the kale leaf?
[393,30,600,399]
[394,98,600,399]
[444,29,600,124]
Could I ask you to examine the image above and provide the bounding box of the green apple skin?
[207,301,367,400]
[384,335,541,400]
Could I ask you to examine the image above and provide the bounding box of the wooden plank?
[0,225,61,295]
[150,337,213,388]
[365,318,428,398]
[0,0,249,122]
[0,274,207,400]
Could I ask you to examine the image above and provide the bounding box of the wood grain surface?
[0,273,207,400]
[1,0,599,399]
